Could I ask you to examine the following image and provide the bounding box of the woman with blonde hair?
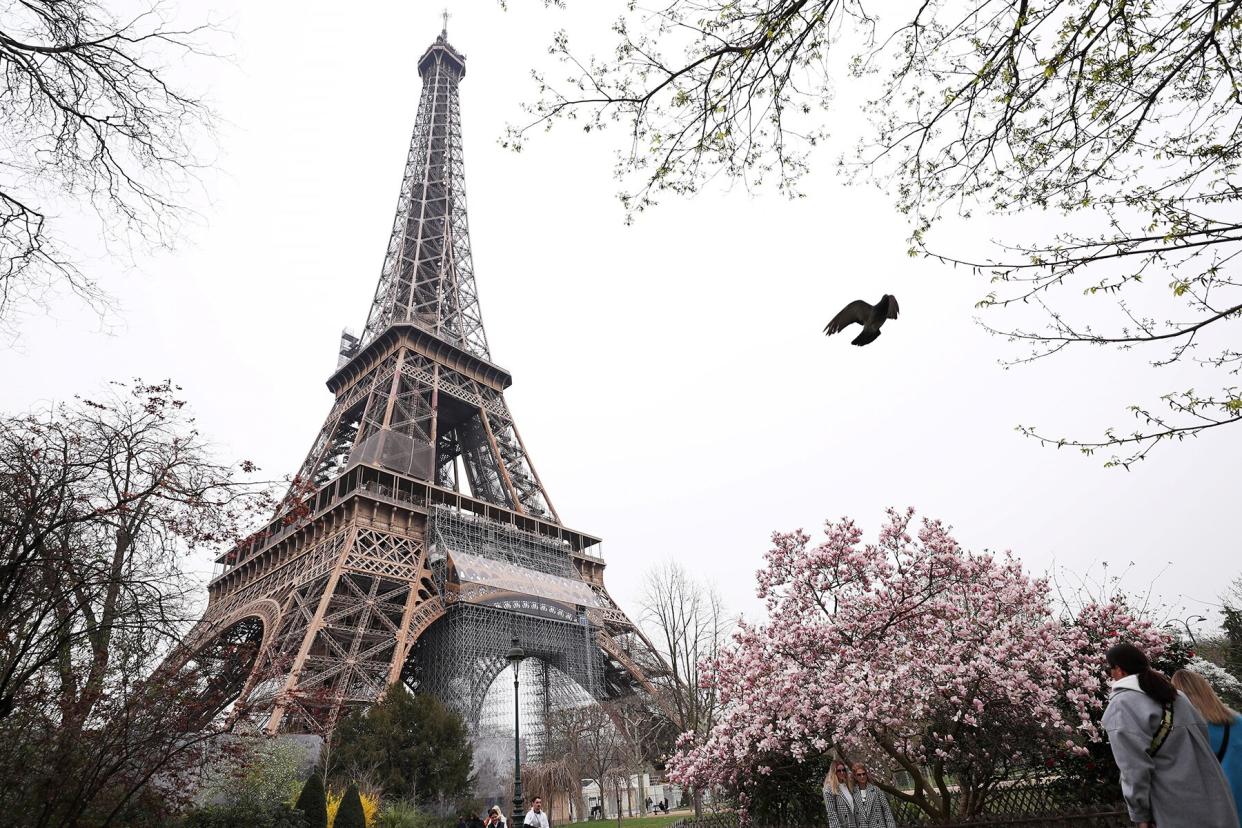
[822,759,857,828]
[1173,668,1242,827]
[1103,643,1236,828]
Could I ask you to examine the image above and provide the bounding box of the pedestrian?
[483,805,508,826]
[658,799,668,814]
[467,812,485,828]
[1103,642,1237,828]
[822,760,856,828]
[645,796,653,814]
[523,796,551,828]
[1173,668,1242,827]
[850,762,895,828]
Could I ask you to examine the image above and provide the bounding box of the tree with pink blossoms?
[668,509,1169,824]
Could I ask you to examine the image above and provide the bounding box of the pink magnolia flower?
[668,508,1167,821]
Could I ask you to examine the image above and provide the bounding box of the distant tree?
[520,760,577,824]
[295,774,328,828]
[334,785,366,828]
[543,705,595,819]
[638,561,731,816]
[639,562,730,741]
[574,703,626,822]
[331,684,472,805]
[608,696,666,819]
[0,0,220,335]
[518,0,1242,466]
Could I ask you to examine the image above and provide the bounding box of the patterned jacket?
[851,785,896,828]
[822,787,856,828]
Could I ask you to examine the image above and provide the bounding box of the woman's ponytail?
[1137,667,1177,705]
[1106,642,1177,704]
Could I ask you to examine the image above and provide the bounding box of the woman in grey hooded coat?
[1103,643,1237,828]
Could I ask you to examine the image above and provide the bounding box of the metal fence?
[668,782,1130,828]
[670,813,1128,828]
[886,776,1125,827]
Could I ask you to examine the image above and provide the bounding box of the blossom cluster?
[668,508,1168,801]
[1185,656,1242,703]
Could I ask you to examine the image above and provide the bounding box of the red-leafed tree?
[0,380,274,826]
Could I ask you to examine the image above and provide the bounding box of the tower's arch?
[405,600,607,761]
[177,599,280,728]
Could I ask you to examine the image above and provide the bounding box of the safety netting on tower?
[406,603,606,761]
[428,506,576,578]
[403,506,608,760]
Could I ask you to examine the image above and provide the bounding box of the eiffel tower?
[184,27,662,750]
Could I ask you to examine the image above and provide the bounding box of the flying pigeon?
[823,294,900,346]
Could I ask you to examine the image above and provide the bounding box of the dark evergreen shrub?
[335,784,366,828]
[294,773,328,828]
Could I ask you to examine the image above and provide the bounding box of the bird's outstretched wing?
[885,295,900,319]
[823,300,871,335]
[852,328,881,346]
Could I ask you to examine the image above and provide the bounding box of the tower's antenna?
[441,8,450,36]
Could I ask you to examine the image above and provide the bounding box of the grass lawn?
[573,813,690,827]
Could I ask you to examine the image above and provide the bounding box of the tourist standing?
[1173,668,1242,827]
[1103,643,1236,828]
[822,760,857,828]
[523,796,551,828]
[850,763,895,828]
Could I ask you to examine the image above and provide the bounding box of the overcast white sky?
[2,2,1237,629]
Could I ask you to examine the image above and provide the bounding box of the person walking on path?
[523,797,550,828]
[1173,668,1242,827]
[849,762,895,828]
[823,760,857,828]
[1103,643,1237,828]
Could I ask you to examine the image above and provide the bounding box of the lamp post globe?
[507,638,526,825]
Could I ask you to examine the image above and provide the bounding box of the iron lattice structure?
[181,28,664,753]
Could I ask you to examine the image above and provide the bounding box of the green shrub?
[181,802,308,828]
[331,685,472,804]
[374,800,423,828]
[295,774,328,828]
[335,785,366,828]
[196,737,307,814]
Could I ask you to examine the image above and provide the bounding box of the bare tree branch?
[521,0,1242,465]
[0,0,221,336]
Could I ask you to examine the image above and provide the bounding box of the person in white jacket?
[523,797,550,828]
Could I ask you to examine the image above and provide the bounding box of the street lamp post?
[507,638,526,826]
[1165,614,1208,648]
